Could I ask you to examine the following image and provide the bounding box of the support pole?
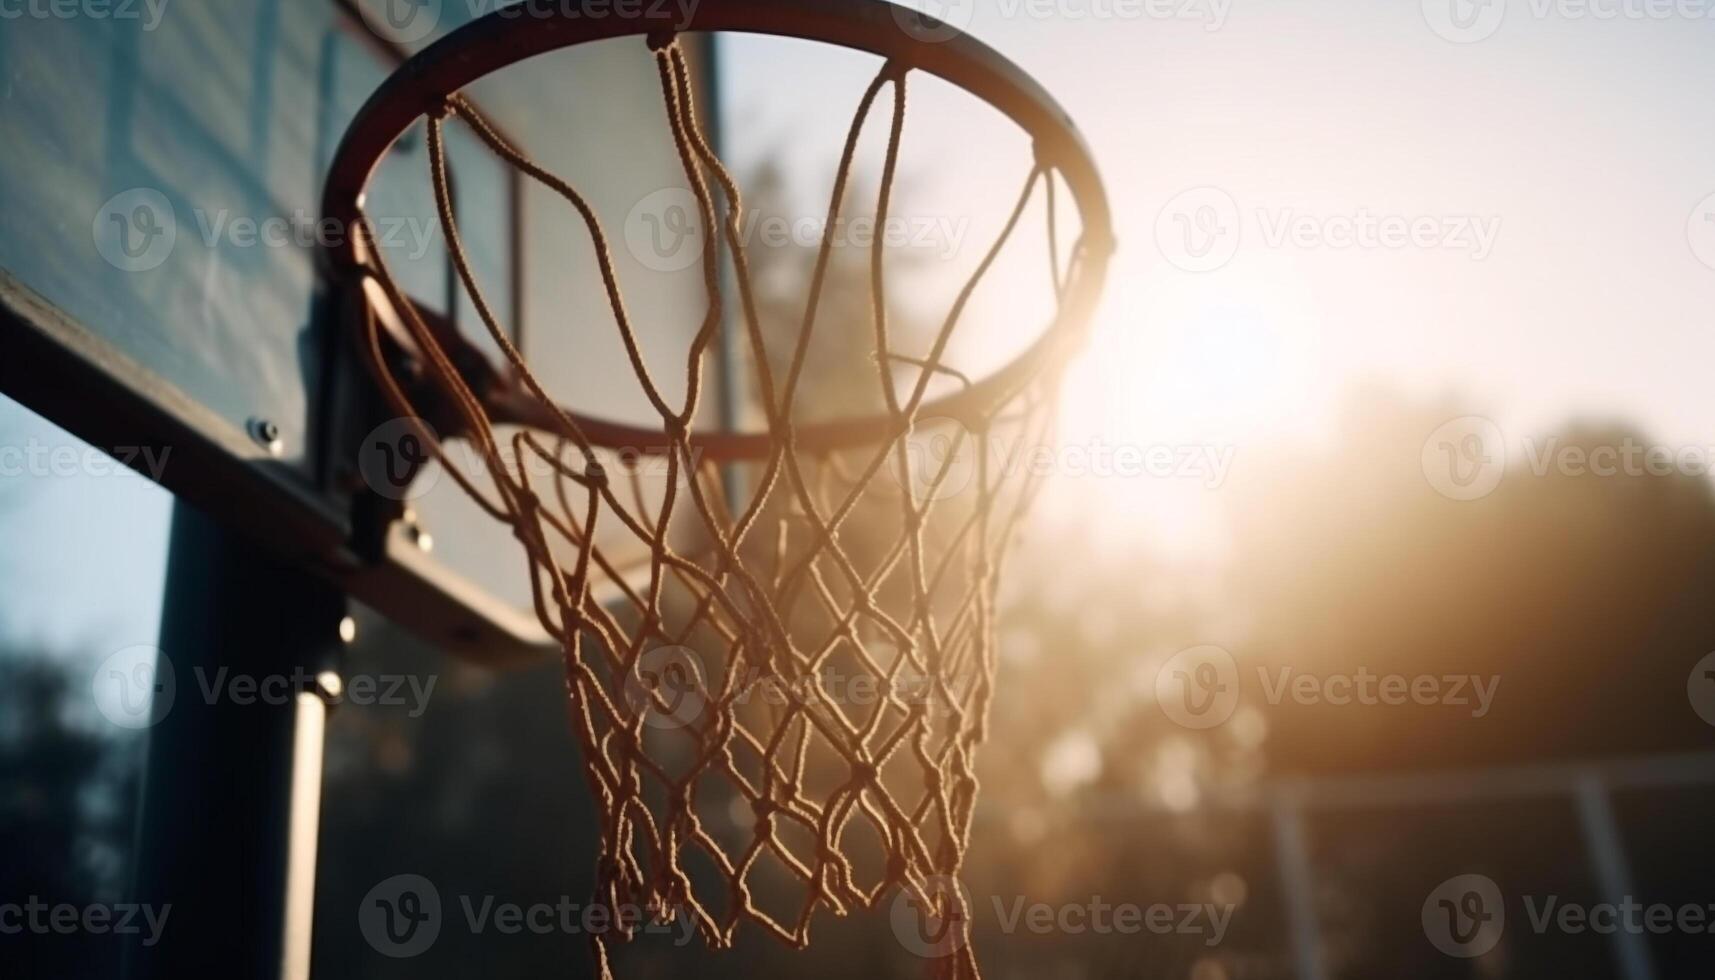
[126,504,346,980]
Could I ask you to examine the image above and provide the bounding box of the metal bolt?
[249,418,284,457]
[400,508,433,553]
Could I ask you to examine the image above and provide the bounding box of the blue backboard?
[0,0,724,660]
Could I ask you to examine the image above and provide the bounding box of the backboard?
[0,0,727,661]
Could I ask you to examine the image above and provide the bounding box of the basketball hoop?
[322,2,1113,977]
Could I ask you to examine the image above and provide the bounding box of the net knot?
[511,488,542,522]
[646,30,677,52]
[586,461,611,491]
[902,508,924,534]
[850,761,880,785]
[751,799,777,833]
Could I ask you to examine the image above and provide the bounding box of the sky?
[716,0,1715,557]
[0,402,172,657]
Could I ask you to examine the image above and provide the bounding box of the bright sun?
[1043,267,1325,562]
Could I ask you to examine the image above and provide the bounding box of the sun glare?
[1040,266,1326,561]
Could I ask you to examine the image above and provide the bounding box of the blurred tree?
[1224,389,1715,772]
[0,651,142,978]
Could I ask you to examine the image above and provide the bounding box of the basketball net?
[352,35,1103,980]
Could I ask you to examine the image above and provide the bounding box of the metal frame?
[1062,752,1715,980]
[321,0,1115,460]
